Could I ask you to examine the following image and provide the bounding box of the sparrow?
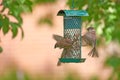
[53,34,73,49]
[82,27,99,57]
[53,34,73,66]
[53,34,80,66]
[53,33,80,49]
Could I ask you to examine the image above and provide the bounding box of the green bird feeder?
[57,9,89,63]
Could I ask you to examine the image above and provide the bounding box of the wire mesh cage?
[57,10,88,63]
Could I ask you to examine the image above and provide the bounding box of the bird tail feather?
[88,47,99,57]
[53,34,63,41]
[57,61,61,66]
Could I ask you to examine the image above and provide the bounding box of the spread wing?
[53,34,64,41]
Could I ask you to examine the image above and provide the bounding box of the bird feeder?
[57,10,89,63]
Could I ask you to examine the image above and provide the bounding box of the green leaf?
[2,16,9,35]
[33,0,56,4]
[25,0,33,5]
[90,75,99,80]
[9,13,23,24]
[15,16,23,24]
[0,15,3,29]
[8,5,23,24]
[0,47,3,53]
[19,0,26,4]
[38,17,53,26]
[10,22,19,38]
[10,22,24,39]
[20,5,32,12]
[23,0,33,12]
[107,14,117,23]
[112,26,120,42]
[106,34,112,44]
[20,27,24,39]
[105,56,120,69]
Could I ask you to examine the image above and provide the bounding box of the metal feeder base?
[59,58,86,63]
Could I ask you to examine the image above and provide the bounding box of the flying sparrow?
[82,27,99,57]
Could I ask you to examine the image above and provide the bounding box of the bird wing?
[82,35,89,46]
[82,32,95,46]
[53,34,64,41]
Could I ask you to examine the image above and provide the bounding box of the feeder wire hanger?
[71,0,74,10]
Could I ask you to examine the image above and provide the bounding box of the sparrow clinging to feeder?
[82,27,99,57]
[53,34,80,66]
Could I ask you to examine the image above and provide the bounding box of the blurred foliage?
[38,13,53,26]
[0,70,17,80]
[104,55,120,80]
[0,68,83,80]
[0,0,120,80]
[0,0,57,39]
[67,1,120,80]
[90,75,99,80]
[32,0,56,4]
[38,17,53,26]
[0,0,33,53]
[0,0,57,53]
[0,46,3,53]
[32,0,57,27]
[64,72,81,80]
[1,0,33,39]
[0,0,119,48]
[67,0,120,44]
[0,69,31,80]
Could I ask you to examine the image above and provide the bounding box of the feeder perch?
[57,10,89,63]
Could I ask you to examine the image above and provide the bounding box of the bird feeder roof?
[57,10,89,16]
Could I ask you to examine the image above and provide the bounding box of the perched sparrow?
[53,34,80,66]
[82,27,99,57]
